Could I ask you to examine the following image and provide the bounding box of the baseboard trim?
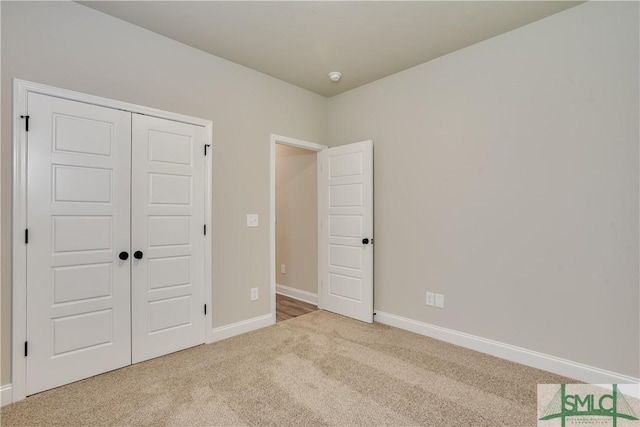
[208,313,274,344]
[374,311,639,387]
[276,284,318,305]
[1,384,12,407]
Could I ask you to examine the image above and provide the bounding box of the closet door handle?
[133,251,143,260]
[119,251,129,261]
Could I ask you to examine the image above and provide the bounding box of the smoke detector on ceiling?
[328,71,342,82]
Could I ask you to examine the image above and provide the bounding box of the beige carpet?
[1,310,572,426]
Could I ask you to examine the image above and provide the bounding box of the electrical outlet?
[426,292,435,306]
[280,264,286,274]
[251,287,259,301]
[435,294,444,309]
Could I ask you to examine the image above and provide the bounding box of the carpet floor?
[1,310,572,426]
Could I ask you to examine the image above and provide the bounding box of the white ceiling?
[79,1,582,98]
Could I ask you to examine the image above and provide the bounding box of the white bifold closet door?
[25,93,205,395]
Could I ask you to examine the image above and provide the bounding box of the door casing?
[12,79,213,402]
[270,135,374,323]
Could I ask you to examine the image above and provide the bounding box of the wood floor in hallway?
[276,293,318,322]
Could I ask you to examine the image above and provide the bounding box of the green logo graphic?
[539,384,638,427]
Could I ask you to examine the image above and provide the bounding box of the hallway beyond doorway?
[276,294,318,322]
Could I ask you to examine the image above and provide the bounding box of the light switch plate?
[435,294,444,309]
[247,214,259,227]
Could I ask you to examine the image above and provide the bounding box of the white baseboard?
[374,311,639,390]
[208,313,274,344]
[1,384,12,407]
[276,284,318,305]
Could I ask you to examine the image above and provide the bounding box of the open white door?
[318,140,373,323]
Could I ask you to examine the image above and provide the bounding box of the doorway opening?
[269,135,326,322]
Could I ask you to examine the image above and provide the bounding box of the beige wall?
[328,1,639,377]
[0,1,327,385]
[275,144,318,295]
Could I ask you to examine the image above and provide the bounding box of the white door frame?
[12,79,214,402]
[269,135,327,322]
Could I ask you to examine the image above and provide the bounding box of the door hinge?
[25,229,29,244]
[24,341,28,357]
[204,304,207,315]
[203,224,207,235]
[20,115,30,132]
[204,144,211,156]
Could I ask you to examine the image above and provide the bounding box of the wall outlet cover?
[251,287,259,301]
[426,292,435,306]
[435,293,444,309]
[280,264,286,274]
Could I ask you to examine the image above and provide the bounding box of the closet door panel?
[26,93,132,395]
[131,114,206,363]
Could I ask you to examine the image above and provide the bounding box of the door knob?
[119,251,129,260]
[133,251,143,260]
[362,238,370,245]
